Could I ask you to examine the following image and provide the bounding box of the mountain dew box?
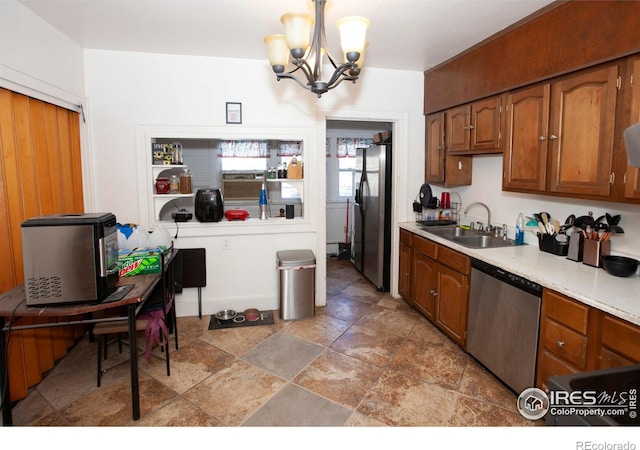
[118,247,166,277]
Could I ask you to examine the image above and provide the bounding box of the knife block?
[582,239,611,268]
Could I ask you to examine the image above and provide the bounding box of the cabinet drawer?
[400,229,413,246]
[543,319,588,370]
[543,290,589,334]
[601,314,640,363]
[413,235,437,259]
[437,245,469,274]
[537,350,581,390]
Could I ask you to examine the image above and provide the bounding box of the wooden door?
[445,104,470,152]
[425,112,445,184]
[503,84,550,192]
[470,95,502,152]
[412,251,437,321]
[548,64,619,196]
[624,55,640,199]
[0,88,84,402]
[435,264,468,347]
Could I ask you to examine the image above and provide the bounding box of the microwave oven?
[21,213,119,306]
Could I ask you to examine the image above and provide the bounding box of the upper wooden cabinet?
[503,63,620,198]
[503,84,550,192]
[548,64,618,196]
[446,95,503,155]
[425,112,472,187]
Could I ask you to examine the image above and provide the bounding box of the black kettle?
[195,188,224,222]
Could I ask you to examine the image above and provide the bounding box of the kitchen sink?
[422,226,516,249]
[451,234,515,249]
[425,226,473,238]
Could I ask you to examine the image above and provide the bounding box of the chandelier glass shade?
[264,0,370,97]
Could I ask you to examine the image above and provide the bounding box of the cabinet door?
[503,84,550,192]
[445,104,471,152]
[412,251,437,321]
[435,263,468,347]
[470,95,502,152]
[398,241,412,302]
[425,112,445,184]
[624,55,640,200]
[598,314,640,369]
[548,64,619,196]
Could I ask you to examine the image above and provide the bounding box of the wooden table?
[0,249,176,425]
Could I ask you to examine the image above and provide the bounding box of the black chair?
[174,248,206,319]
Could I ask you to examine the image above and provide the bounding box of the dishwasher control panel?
[472,258,542,296]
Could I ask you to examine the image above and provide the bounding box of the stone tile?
[356,306,422,338]
[358,371,457,426]
[458,358,519,412]
[282,314,351,347]
[182,360,286,426]
[138,397,222,426]
[57,371,178,426]
[340,280,385,304]
[198,323,278,356]
[142,338,235,394]
[330,323,404,366]
[241,332,324,379]
[449,394,539,427]
[11,390,55,426]
[293,348,383,408]
[408,319,464,353]
[344,411,389,426]
[242,383,352,426]
[389,339,468,390]
[323,293,375,323]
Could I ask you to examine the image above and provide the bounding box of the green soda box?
[118,247,164,277]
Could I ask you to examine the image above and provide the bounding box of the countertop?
[400,222,640,327]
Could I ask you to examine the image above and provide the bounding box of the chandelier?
[263,0,370,98]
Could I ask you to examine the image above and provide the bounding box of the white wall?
[83,49,425,316]
[0,1,84,105]
[429,155,640,258]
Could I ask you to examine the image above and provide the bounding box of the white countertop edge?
[399,222,640,327]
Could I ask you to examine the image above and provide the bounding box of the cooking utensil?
[601,255,640,277]
[545,222,555,234]
[540,212,549,226]
[537,222,548,234]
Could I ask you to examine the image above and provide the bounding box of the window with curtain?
[336,138,372,198]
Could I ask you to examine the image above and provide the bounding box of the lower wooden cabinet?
[398,229,470,348]
[536,289,640,390]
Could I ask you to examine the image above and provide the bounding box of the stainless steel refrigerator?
[352,144,392,291]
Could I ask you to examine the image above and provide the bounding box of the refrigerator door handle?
[360,179,369,214]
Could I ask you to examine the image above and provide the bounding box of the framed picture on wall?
[226,102,242,124]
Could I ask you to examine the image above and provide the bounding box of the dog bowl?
[601,255,640,277]
[244,308,260,321]
[215,309,237,322]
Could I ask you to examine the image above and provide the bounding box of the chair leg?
[97,335,103,388]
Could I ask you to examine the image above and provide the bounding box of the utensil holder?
[582,239,611,268]
[566,232,584,262]
[537,233,569,256]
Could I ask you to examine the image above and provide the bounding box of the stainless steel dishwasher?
[467,258,542,394]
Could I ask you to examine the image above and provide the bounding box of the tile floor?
[10,257,540,427]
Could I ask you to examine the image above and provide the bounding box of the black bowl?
[601,255,640,277]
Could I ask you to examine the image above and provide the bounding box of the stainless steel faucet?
[464,202,491,230]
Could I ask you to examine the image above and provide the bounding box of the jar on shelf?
[268,167,277,179]
[180,169,192,194]
[155,177,170,194]
[169,174,180,193]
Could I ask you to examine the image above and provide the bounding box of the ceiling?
[19,0,557,72]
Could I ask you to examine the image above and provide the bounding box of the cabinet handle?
[464,125,475,130]
[549,134,558,140]
[432,290,438,297]
[557,340,565,348]
[538,136,546,142]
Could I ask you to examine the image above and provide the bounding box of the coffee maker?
[195,188,224,222]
